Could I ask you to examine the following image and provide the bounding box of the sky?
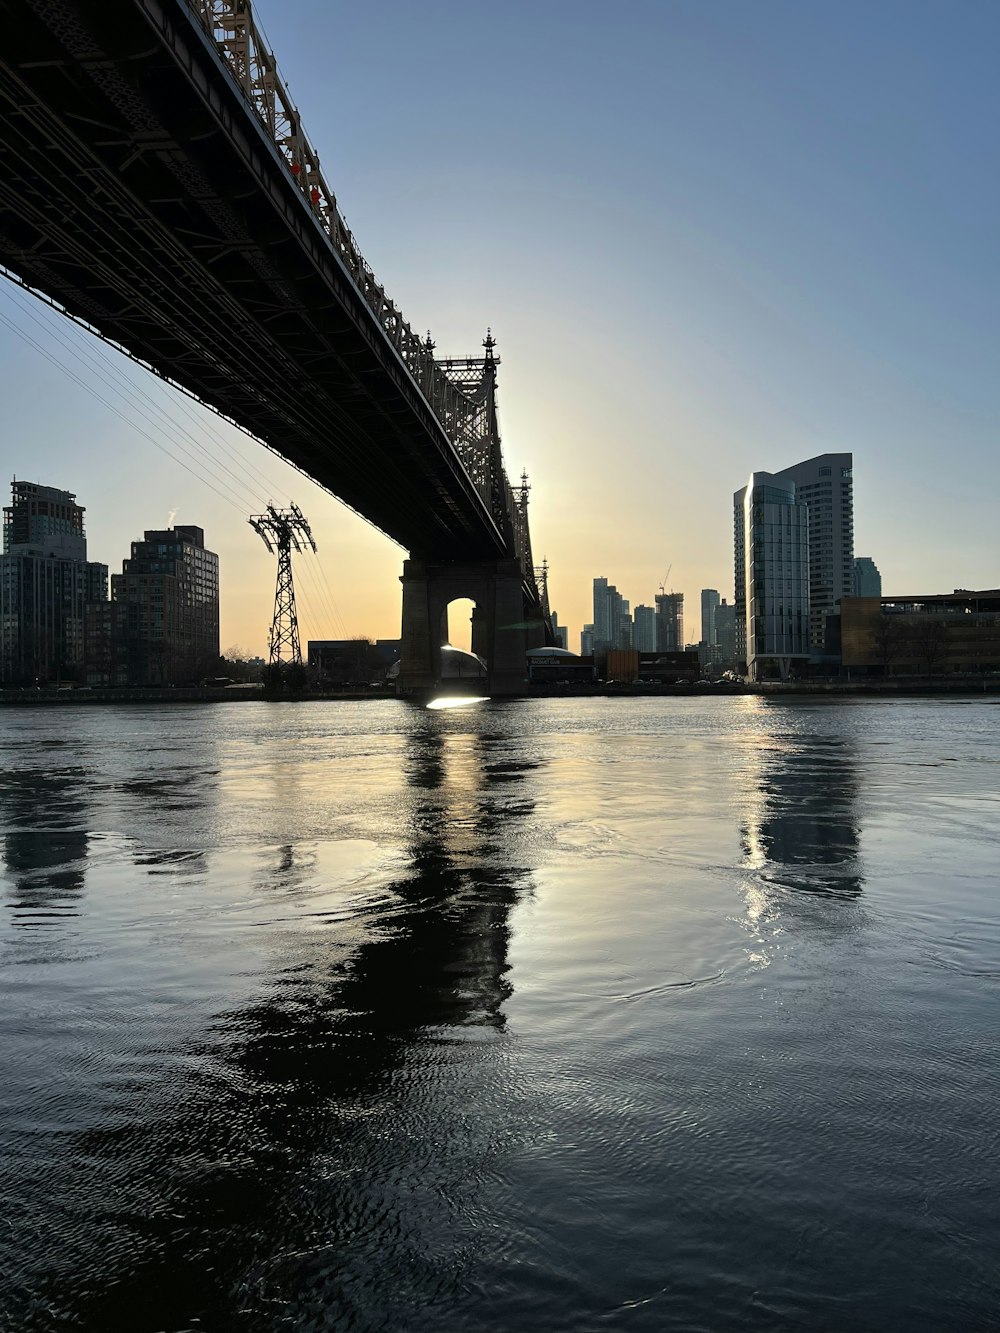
[2,0,998,655]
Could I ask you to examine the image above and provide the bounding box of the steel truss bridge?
[0,0,543,609]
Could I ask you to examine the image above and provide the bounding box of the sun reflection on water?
[426,695,490,710]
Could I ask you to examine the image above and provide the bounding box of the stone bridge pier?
[398,558,544,696]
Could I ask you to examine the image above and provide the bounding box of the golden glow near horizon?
[1,0,997,660]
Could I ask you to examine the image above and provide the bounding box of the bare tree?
[873,614,904,676]
[911,619,949,677]
[220,645,260,683]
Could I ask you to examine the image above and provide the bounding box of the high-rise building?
[733,489,748,669]
[592,578,610,648]
[580,624,594,656]
[619,597,632,649]
[852,556,881,598]
[110,525,219,684]
[1,480,107,685]
[655,592,684,652]
[632,604,656,652]
[700,589,720,646]
[772,453,854,648]
[715,599,737,672]
[735,472,810,680]
[593,577,627,653]
[550,611,569,650]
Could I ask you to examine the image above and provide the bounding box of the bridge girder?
[0,0,540,582]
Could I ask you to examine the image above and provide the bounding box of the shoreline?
[2,680,1000,706]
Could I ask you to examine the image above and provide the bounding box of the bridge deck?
[0,0,509,561]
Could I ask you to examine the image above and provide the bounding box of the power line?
[3,283,268,513]
[0,306,249,517]
[1,278,363,640]
[0,264,406,554]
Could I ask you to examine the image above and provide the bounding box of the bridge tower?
[249,504,317,667]
[397,333,548,696]
[536,558,551,622]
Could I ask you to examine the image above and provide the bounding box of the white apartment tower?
[735,472,810,680]
[772,453,854,648]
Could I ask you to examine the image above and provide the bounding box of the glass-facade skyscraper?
[852,556,881,598]
[735,472,810,680]
[771,453,854,648]
[734,452,855,673]
[593,577,628,654]
[700,589,720,646]
[632,604,656,652]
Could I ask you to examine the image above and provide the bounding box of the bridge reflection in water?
[3,710,537,1330]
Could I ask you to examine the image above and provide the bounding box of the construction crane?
[658,565,672,595]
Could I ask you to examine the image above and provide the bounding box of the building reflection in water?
[737,715,865,969]
[1,759,91,927]
[741,720,864,901]
[26,707,538,1330]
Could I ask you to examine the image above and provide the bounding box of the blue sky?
[2,0,997,651]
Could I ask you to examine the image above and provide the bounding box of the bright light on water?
[426,695,489,710]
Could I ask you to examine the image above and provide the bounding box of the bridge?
[0,0,551,692]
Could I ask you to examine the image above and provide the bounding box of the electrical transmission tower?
[249,504,317,666]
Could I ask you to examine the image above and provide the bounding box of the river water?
[0,697,997,1331]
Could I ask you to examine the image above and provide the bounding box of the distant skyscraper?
[592,577,610,647]
[772,453,854,647]
[655,592,684,651]
[549,613,569,651]
[593,577,626,652]
[733,489,748,668]
[580,624,594,656]
[619,597,632,649]
[1,480,107,685]
[715,599,737,671]
[700,589,720,646]
[550,611,569,650]
[110,525,219,685]
[633,604,656,652]
[852,556,881,598]
[735,472,810,680]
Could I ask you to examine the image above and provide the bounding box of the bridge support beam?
[398,559,532,696]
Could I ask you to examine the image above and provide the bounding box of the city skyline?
[1,0,997,654]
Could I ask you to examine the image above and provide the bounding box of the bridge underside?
[0,0,508,562]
